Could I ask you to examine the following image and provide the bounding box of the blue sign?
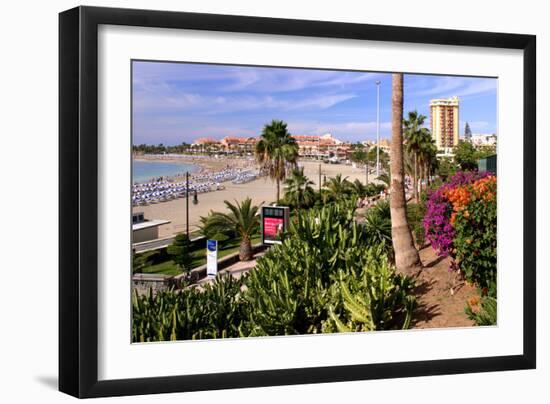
[207,239,217,252]
[206,239,218,276]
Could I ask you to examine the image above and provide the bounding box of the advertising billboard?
[261,206,289,245]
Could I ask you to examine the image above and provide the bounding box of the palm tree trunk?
[276,179,280,204]
[239,237,253,261]
[390,74,422,276]
[418,162,426,193]
[413,152,418,202]
[424,162,430,191]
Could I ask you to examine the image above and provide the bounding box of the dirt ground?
[410,246,479,329]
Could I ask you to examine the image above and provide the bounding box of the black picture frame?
[59,5,536,398]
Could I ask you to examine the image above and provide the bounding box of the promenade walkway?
[197,250,266,286]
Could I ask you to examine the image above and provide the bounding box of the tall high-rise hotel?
[430,96,459,154]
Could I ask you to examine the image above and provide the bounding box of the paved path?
[198,250,265,285]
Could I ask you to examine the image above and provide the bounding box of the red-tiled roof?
[194,137,220,144]
[222,136,249,143]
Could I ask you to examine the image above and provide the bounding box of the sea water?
[132,160,200,184]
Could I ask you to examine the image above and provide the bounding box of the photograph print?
[131,60,497,342]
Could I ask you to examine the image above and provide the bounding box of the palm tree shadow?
[422,255,446,269]
[409,277,441,326]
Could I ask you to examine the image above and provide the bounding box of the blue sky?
[132,60,497,145]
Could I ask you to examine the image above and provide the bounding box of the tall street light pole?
[375,80,381,178]
[186,171,189,237]
[318,163,322,192]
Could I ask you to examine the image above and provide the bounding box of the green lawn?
[140,234,262,276]
[140,260,182,276]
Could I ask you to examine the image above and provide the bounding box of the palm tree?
[202,198,261,261]
[350,179,368,198]
[404,130,435,195]
[403,110,431,201]
[324,174,352,200]
[283,167,315,211]
[390,74,422,275]
[403,149,415,197]
[255,120,299,203]
[417,135,438,191]
[376,172,391,188]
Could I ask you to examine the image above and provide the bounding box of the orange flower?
[444,176,496,228]
[472,176,497,200]
[468,296,480,313]
[445,186,471,212]
[468,296,479,307]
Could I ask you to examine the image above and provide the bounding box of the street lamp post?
[375,80,381,177]
[186,171,189,237]
[318,163,322,192]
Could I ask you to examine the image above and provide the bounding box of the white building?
[132,212,171,244]
[470,133,497,147]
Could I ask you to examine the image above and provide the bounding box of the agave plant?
[132,275,247,342]
[242,200,415,336]
[132,199,416,341]
[323,248,416,332]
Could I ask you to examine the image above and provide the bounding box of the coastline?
[133,154,256,182]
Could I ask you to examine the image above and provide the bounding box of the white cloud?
[407,76,496,99]
[287,120,392,142]
[218,68,380,93]
[134,89,357,114]
[134,114,393,145]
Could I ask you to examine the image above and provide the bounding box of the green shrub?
[132,275,245,342]
[453,177,497,297]
[133,250,156,274]
[132,250,167,273]
[132,199,416,341]
[241,200,367,336]
[366,183,386,197]
[167,233,193,272]
[363,200,393,257]
[407,201,426,247]
[241,200,411,336]
[425,173,497,297]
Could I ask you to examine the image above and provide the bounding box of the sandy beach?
[134,154,255,175]
[133,158,376,238]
